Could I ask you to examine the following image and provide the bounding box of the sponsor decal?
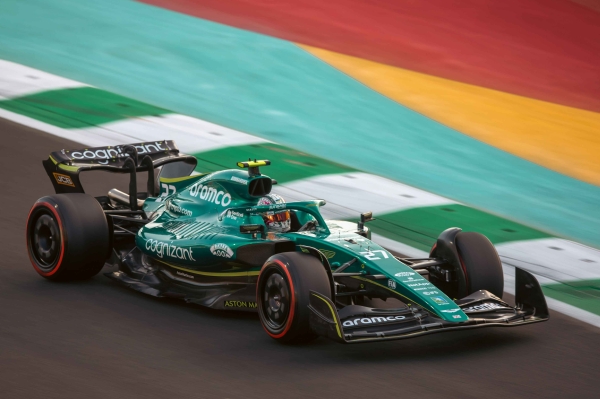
[156,184,176,202]
[52,172,75,187]
[167,201,192,216]
[441,309,460,313]
[145,239,196,261]
[408,282,432,287]
[318,249,336,259]
[230,176,248,185]
[452,315,462,319]
[395,271,415,277]
[342,315,406,328]
[431,296,449,305]
[225,210,245,220]
[224,300,257,308]
[269,203,286,210]
[387,279,396,289]
[210,243,233,258]
[360,250,389,261]
[462,302,505,312]
[70,142,166,165]
[189,182,231,207]
[176,270,195,279]
[422,290,439,296]
[400,278,416,283]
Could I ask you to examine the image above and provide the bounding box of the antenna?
[236,159,271,177]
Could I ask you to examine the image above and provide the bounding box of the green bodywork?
[137,168,468,323]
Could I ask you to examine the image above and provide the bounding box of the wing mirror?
[240,224,266,239]
[357,211,375,232]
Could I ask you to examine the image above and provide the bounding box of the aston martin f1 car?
[26,141,548,344]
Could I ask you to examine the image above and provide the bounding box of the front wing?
[309,268,549,344]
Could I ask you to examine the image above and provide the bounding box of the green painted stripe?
[355,204,551,251]
[194,143,356,184]
[1,0,598,247]
[0,87,169,128]
[543,280,600,317]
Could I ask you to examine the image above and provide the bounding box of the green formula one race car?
[26,141,549,344]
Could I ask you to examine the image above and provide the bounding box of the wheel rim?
[31,212,61,270]
[262,271,290,331]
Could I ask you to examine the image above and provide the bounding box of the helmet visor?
[263,211,290,223]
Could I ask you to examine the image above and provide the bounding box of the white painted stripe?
[273,172,455,219]
[0,109,268,152]
[69,114,269,154]
[1,60,599,327]
[497,238,600,283]
[0,108,87,143]
[371,238,600,324]
[502,266,600,328]
[0,60,87,100]
[371,233,428,258]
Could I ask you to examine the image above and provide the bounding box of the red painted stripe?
[141,0,600,112]
[258,259,296,339]
[26,202,65,277]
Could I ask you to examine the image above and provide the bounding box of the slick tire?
[455,232,504,298]
[26,193,110,281]
[257,252,332,344]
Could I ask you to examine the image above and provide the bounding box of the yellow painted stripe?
[160,260,260,277]
[311,292,342,339]
[159,174,205,184]
[57,163,79,172]
[300,44,600,186]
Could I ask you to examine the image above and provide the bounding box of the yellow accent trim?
[351,276,435,313]
[159,260,260,277]
[57,163,79,172]
[49,155,58,165]
[159,174,205,184]
[301,44,600,186]
[237,160,269,168]
[311,293,342,339]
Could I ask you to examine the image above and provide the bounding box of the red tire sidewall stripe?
[430,242,437,256]
[258,258,296,339]
[26,201,65,277]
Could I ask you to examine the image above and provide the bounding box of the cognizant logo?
[70,142,166,165]
[189,183,231,207]
[145,239,196,261]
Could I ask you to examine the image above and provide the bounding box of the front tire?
[455,232,504,298]
[257,252,332,344]
[26,193,110,281]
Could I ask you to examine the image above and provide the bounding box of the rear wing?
[42,140,197,205]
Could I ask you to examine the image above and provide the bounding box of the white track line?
[274,172,455,219]
[0,60,87,100]
[2,60,599,327]
[68,114,269,153]
[503,267,600,328]
[497,238,600,283]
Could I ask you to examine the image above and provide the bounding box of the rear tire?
[455,232,504,298]
[257,252,332,344]
[26,193,110,281]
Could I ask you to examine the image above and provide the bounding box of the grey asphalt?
[1,118,598,398]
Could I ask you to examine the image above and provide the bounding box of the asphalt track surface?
[1,117,599,398]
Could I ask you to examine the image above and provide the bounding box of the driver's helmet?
[258,194,291,233]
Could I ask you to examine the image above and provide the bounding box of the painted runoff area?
[1,0,599,250]
[1,60,598,326]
